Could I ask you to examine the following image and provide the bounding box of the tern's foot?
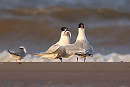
[18,62,22,64]
[59,58,62,62]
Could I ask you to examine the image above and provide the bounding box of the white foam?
[0,51,130,62]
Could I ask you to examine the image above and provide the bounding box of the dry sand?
[0,62,130,87]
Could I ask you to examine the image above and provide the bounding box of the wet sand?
[0,62,130,87]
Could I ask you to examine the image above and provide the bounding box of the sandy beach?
[0,62,130,87]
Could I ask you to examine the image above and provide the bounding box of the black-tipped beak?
[65,31,71,38]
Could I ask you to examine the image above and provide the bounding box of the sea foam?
[0,51,129,62]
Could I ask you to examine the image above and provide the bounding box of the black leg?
[84,57,86,62]
[77,57,78,62]
[59,58,62,62]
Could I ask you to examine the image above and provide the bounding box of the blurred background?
[0,0,130,62]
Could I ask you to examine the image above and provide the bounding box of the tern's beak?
[65,31,71,38]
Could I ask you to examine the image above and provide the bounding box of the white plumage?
[65,23,94,62]
[31,27,73,62]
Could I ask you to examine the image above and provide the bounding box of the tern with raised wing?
[66,23,94,62]
[31,27,73,62]
[8,46,26,63]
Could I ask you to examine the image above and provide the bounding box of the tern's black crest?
[61,27,69,31]
[19,48,24,49]
[78,23,84,28]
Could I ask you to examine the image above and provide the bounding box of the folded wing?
[31,53,58,59]
[66,40,93,56]
[31,44,60,59]
[45,44,59,53]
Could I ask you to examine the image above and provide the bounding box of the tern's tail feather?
[7,50,16,55]
[7,50,11,53]
[31,53,58,59]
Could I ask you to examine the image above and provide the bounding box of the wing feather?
[66,40,92,54]
[31,53,57,59]
[45,44,59,53]
[8,50,20,56]
[66,43,82,54]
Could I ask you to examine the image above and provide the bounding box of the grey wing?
[82,40,94,54]
[65,43,83,54]
[8,50,20,56]
[45,44,60,53]
[10,49,25,58]
[16,49,26,57]
[82,40,91,50]
[66,40,93,55]
[89,46,94,54]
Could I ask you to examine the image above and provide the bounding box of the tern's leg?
[20,60,22,63]
[84,57,86,62]
[59,58,62,62]
[77,57,78,62]
[16,60,17,63]
[18,60,22,64]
